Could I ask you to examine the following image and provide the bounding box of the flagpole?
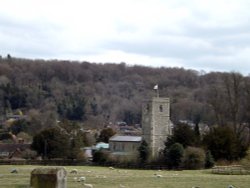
[153,85,159,98]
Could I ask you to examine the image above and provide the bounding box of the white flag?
[153,84,158,90]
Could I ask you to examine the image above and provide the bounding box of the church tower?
[142,97,172,159]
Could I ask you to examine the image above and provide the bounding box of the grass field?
[0,165,250,188]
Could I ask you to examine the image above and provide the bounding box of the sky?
[1,0,250,75]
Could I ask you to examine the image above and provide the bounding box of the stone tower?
[142,97,172,159]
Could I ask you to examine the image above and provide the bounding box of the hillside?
[0,56,249,136]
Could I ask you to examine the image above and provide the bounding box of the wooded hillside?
[0,56,250,138]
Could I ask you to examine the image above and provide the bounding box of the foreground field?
[0,165,250,188]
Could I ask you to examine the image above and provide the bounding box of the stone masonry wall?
[142,97,171,159]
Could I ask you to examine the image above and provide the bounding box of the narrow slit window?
[122,143,125,151]
[159,105,163,112]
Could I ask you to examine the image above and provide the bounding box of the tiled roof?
[109,135,142,142]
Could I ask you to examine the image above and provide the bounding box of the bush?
[108,155,137,165]
[76,151,86,161]
[182,147,205,169]
[21,149,37,159]
[240,149,250,167]
[165,143,184,169]
[92,149,110,164]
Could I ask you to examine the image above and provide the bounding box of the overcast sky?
[1,0,250,74]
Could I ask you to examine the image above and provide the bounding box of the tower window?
[122,143,125,151]
[146,104,150,112]
[159,105,163,112]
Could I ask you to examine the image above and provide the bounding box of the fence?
[212,165,250,175]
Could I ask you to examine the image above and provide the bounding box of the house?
[109,135,142,158]
[0,143,31,159]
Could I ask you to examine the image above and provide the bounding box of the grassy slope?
[0,165,249,188]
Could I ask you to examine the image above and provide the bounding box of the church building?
[109,95,172,160]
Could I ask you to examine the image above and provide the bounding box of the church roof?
[109,135,142,142]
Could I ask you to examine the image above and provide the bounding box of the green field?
[0,165,249,188]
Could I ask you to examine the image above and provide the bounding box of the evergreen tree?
[203,126,247,161]
[164,143,184,169]
[194,123,200,137]
[138,140,149,164]
[165,123,196,148]
[205,150,215,168]
[194,123,201,146]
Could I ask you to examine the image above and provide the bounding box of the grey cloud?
[0,15,63,58]
[103,15,250,75]
[104,35,223,59]
[186,55,250,75]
